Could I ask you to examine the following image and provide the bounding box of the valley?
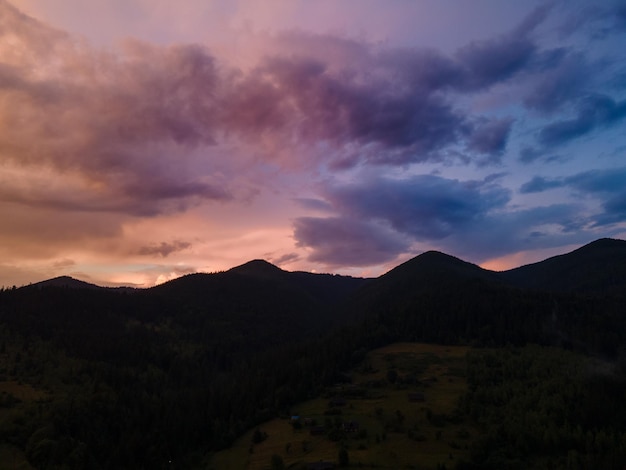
[0,239,625,468]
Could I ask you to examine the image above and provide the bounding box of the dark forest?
[1,238,625,469]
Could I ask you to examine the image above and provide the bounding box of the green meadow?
[210,343,475,469]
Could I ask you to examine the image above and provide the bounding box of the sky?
[1,0,625,287]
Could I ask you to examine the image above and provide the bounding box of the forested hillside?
[0,239,625,468]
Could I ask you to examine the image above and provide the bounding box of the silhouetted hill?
[342,250,503,322]
[150,261,368,338]
[500,238,626,292]
[229,259,286,277]
[381,250,500,285]
[340,238,625,350]
[27,275,103,290]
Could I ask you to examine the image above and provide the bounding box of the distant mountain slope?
[500,238,626,292]
[380,250,500,286]
[344,250,502,309]
[229,259,369,305]
[27,275,103,290]
[147,260,369,343]
[338,238,626,351]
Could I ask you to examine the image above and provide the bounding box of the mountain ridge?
[20,237,626,294]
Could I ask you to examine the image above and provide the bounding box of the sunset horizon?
[2,0,625,288]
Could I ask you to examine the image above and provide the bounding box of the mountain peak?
[27,276,101,290]
[229,259,285,277]
[379,249,495,285]
[501,237,626,292]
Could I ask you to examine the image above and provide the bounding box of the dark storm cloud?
[293,217,410,266]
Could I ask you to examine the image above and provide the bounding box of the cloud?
[455,30,536,91]
[467,117,514,159]
[519,176,564,194]
[440,203,592,260]
[451,4,551,91]
[566,167,626,194]
[518,146,567,164]
[0,0,571,209]
[248,51,470,167]
[538,94,626,147]
[520,167,626,229]
[521,167,626,195]
[293,198,334,212]
[270,252,301,266]
[292,171,613,265]
[136,240,191,257]
[565,168,626,227]
[558,1,626,38]
[523,51,593,114]
[2,0,625,284]
[294,217,410,266]
[324,174,510,240]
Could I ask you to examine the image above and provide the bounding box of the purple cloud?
[291,171,603,265]
[324,174,510,240]
[294,217,410,266]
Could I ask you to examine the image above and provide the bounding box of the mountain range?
[28,237,626,295]
[1,238,625,468]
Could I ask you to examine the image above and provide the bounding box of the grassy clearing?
[209,343,476,469]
